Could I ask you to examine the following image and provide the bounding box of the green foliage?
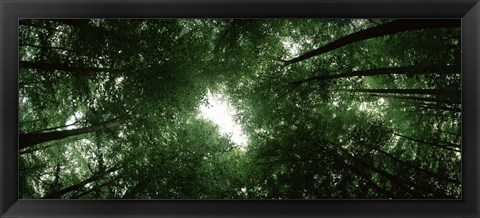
[19,19,461,199]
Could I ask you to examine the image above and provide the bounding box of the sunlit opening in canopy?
[198,91,248,149]
[65,111,83,130]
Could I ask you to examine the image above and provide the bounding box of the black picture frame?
[1,0,479,217]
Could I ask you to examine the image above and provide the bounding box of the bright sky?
[65,111,83,130]
[282,38,301,57]
[198,91,248,148]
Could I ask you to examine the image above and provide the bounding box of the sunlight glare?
[198,91,248,148]
[282,38,301,57]
[65,111,83,130]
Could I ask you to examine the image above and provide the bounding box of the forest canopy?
[19,19,461,199]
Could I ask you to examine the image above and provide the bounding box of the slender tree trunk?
[19,20,58,31]
[20,79,56,88]
[330,150,396,198]
[438,129,462,138]
[31,121,81,134]
[437,141,461,149]
[19,143,55,155]
[19,120,119,150]
[336,146,450,198]
[332,146,423,198]
[20,43,72,52]
[43,164,122,199]
[20,61,117,73]
[53,19,129,46]
[369,94,461,107]
[290,65,459,85]
[416,103,461,113]
[258,146,395,198]
[372,94,436,103]
[54,19,90,29]
[51,163,62,192]
[361,143,460,184]
[122,179,151,199]
[283,19,460,65]
[20,118,44,124]
[438,129,461,138]
[71,174,121,199]
[94,135,105,199]
[351,166,396,198]
[392,132,460,152]
[338,88,439,95]
[20,164,48,172]
[369,93,461,112]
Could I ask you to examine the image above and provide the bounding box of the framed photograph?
[1,0,479,217]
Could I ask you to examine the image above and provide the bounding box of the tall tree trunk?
[71,174,121,199]
[53,163,61,188]
[283,19,460,65]
[43,163,122,199]
[350,165,396,198]
[369,93,461,107]
[290,65,459,85]
[19,120,119,150]
[330,150,396,198]
[338,88,440,95]
[438,129,461,138]
[20,164,48,172]
[416,103,461,113]
[361,143,460,184]
[19,143,56,155]
[31,121,81,134]
[20,79,56,88]
[20,43,73,52]
[94,134,105,199]
[122,179,151,199]
[392,132,460,152]
[19,20,58,31]
[54,19,90,29]
[336,146,451,198]
[332,146,423,198]
[53,19,129,46]
[20,61,117,74]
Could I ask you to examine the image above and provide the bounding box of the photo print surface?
[19,19,461,199]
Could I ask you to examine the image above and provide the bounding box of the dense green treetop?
[19,19,461,199]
